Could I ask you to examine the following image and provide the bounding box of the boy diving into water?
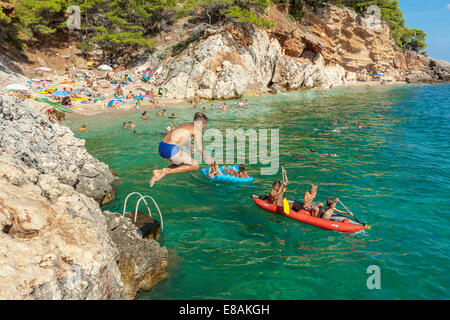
[150,112,212,187]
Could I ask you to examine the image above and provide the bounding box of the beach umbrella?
[98,64,113,71]
[52,90,70,97]
[5,83,29,90]
[35,67,53,72]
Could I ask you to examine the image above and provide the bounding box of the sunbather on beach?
[46,108,60,125]
[150,112,213,187]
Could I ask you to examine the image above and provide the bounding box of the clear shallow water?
[65,84,450,300]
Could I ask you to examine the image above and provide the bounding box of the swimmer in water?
[358,121,363,129]
[141,111,151,120]
[308,149,337,157]
[150,112,213,187]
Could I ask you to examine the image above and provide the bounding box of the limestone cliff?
[132,4,449,100]
[0,94,168,299]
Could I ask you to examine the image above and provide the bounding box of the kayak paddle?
[338,199,371,230]
[281,166,290,215]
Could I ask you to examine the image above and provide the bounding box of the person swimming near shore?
[332,125,348,133]
[223,164,249,178]
[266,168,302,211]
[123,121,135,129]
[169,113,176,119]
[358,121,363,129]
[321,198,353,221]
[141,111,151,120]
[164,123,176,134]
[208,161,222,178]
[150,112,213,187]
[300,185,324,217]
[308,148,337,157]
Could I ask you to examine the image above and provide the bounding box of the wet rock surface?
[104,211,168,300]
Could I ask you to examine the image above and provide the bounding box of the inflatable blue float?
[201,164,254,183]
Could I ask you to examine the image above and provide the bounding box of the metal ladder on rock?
[122,192,164,239]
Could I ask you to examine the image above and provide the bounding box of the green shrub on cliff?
[0,0,427,56]
[337,0,427,53]
[179,0,274,27]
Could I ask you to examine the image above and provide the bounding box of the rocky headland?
[0,2,449,300]
[0,93,168,299]
[130,5,450,100]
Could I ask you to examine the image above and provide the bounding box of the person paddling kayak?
[321,198,353,220]
[267,168,302,211]
[150,112,212,187]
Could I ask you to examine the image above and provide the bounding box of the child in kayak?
[301,185,324,217]
[321,198,353,220]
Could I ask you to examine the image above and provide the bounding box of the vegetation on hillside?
[282,0,427,54]
[0,0,426,58]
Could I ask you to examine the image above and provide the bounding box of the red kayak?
[252,195,366,233]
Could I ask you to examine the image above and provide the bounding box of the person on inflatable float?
[208,161,222,179]
[223,164,249,178]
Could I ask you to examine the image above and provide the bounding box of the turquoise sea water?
[65,84,450,300]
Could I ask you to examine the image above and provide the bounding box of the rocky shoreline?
[0,94,168,299]
[0,3,449,301]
